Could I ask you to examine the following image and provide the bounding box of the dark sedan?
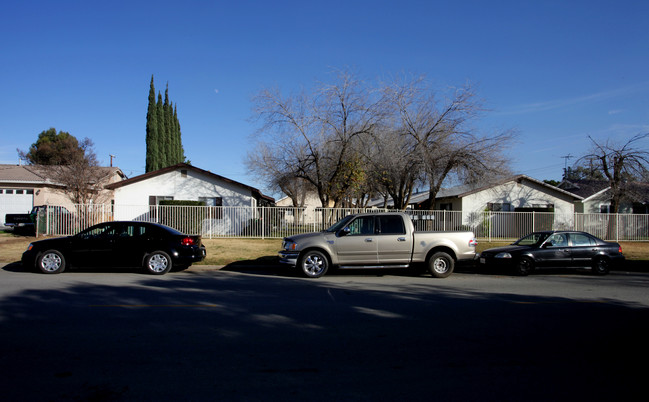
[479,230,624,276]
[22,221,206,275]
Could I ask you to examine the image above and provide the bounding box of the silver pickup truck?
[279,212,477,278]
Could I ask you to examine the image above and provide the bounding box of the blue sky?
[2,0,648,197]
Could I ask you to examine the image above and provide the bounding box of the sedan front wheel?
[37,250,66,274]
[516,257,534,276]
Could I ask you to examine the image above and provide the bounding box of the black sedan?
[479,230,624,276]
[22,221,206,275]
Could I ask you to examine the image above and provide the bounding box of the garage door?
[1,189,34,226]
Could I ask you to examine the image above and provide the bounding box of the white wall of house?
[464,181,574,212]
[276,192,326,225]
[459,179,577,228]
[580,188,638,214]
[113,169,256,208]
[110,168,260,235]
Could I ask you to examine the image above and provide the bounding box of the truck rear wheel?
[427,252,454,278]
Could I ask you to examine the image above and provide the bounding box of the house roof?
[557,180,609,199]
[0,164,49,184]
[105,163,275,203]
[0,164,125,186]
[434,175,583,201]
[559,179,649,203]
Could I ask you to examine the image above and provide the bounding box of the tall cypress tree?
[157,92,167,169]
[164,84,175,164]
[174,105,185,163]
[145,76,159,172]
[145,77,186,171]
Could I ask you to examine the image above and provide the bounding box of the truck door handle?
[365,238,373,243]
[397,237,406,242]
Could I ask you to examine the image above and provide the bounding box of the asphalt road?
[1,263,648,401]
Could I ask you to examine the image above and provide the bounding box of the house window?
[199,197,222,207]
[149,196,174,205]
[487,203,512,212]
[440,203,453,211]
[600,204,611,214]
[181,169,188,178]
[632,203,648,214]
[200,197,223,219]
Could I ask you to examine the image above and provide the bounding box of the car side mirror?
[542,242,552,248]
[338,227,351,237]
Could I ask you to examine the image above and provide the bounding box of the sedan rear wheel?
[144,251,172,275]
[37,250,66,274]
[592,257,610,275]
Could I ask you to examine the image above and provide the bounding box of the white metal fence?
[33,204,649,242]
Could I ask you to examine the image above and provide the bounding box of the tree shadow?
[0,268,648,401]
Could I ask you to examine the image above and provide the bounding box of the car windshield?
[325,215,355,232]
[513,232,550,246]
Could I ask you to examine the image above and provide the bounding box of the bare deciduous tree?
[250,69,383,208]
[362,124,422,209]
[578,133,649,213]
[249,70,516,210]
[49,138,114,204]
[387,77,515,208]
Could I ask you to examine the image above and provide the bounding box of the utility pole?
[561,154,573,174]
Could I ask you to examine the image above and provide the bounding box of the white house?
[105,163,274,235]
[426,175,582,233]
[430,175,580,213]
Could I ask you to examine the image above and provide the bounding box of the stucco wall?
[113,169,255,207]
[462,180,574,214]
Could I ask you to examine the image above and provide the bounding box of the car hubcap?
[41,253,61,272]
[149,254,169,273]
[304,255,324,276]
[433,258,448,274]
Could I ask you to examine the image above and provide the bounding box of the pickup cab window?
[377,215,406,235]
[347,216,375,235]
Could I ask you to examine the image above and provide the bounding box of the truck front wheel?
[299,250,329,278]
[427,252,454,278]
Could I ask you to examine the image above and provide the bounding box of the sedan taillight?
[181,237,195,246]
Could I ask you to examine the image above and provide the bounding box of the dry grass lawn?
[1,231,647,267]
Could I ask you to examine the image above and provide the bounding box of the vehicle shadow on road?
[1,263,649,402]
